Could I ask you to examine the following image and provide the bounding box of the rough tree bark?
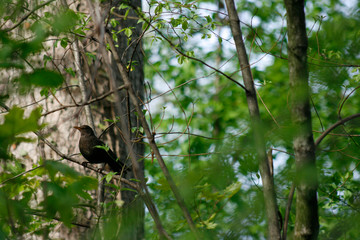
[224,0,281,239]
[284,0,319,239]
[112,1,145,239]
[101,0,145,239]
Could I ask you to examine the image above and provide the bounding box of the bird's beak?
[73,126,81,131]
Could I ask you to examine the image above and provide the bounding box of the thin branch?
[5,0,56,32]
[30,212,91,228]
[313,130,360,137]
[130,8,246,91]
[337,85,360,117]
[255,88,280,128]
[328,151,360,196]
[311,96,325,132]
[282,183,295,240]
[106,32,199,239]
[42,85,126,116]
[96,24,172,239]
[34,131,137,189]
[315,113,360,147]
[0,164,44,187]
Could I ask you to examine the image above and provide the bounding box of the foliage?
[0,1,97,238]
[1,0,360,239]
[142,0,360,238]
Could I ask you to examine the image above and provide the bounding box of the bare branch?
[315,113,360,147]
[105,32,198,239]
[35,131,137,189]
[4,0,56,32]
[282,183,295,240]
[127,8,246,91]
[41,85,126,116]
[91,14,172,237]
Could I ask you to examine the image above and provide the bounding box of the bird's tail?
[107,159,128,175]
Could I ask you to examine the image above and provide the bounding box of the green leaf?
[52,9,78,34]
[118,3,129,10]
[171,18,180,27]
[17,69,63,91]
[60,38,68,49]
[0,106,42,138]
[43,54,52,68]
[95,144,109,151]
[110,18,118,27]
[182,20,188,31]
[105,172,117,183]
[85,52,96,62]
[121,188,138,193]
[0,106,43,157]
[65,67,76,77]
[124,9,130,20]
[124,28,132,37]
[72,28,86,36]
[205,15,212,23]
[44,161,80,180]
[155,3,163,15]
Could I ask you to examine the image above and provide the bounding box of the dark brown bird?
[74,125,126,173]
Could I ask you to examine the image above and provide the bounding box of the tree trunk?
[284,0,319,239]
[224,0,281,239]
[108,0,145,239]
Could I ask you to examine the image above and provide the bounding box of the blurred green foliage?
[1,0,360,239]
[0,1,97,239]
[143,0,360,238]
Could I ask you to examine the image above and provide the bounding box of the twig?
[282,183,295,240]
[35,131,137,189]
[315,113,360,147]
[106,32,198,239]
[130,7,246,91]
[255,88,280,128]
[72,40,96,129]
[42,85,126,116]
[5,0,56,32]
[94,14,172,238]
[0,164,44,187]
[30,212,91,228]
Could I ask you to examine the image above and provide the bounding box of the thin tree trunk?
[284,0,319,239]
[224,0,281,239]
[85,0,146,238]
[109,1,145,238]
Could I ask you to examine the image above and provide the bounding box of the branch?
[30,212,91,228]
[315,113,360,147]
[41,85,126,116]
[105,32,199,239]
[34,131,138,189]
[91,9,172,238]
[0,164,44,187]
[282,183,295,240]
[5,0,56,32]
[124,9,246,91]
[225,0,281,239]
[99,41,173,240]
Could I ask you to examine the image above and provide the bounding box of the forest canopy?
[1,0,360,239]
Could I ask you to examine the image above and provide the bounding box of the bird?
[74,125,127,173]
